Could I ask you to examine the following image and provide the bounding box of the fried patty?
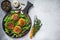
[12,14,19,21]
[7,22,14,29]
[18,18,26,26]
[13,26,21,34]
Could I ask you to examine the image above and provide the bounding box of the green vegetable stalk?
[30,16,42,39]
[33,17,42,36]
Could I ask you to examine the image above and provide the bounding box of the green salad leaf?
[19,13,26,18]
[4,15,12,22]
[10,10,15,14]
[25,17,29,23]
[23,25,30,30]
[5,28,9,33]
[14,22,19,26]
[19,33,23,37]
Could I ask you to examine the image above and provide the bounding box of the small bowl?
[1,0,11,12]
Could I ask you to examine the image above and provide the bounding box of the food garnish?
[30,16,42,39]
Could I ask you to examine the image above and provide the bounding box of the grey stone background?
[0,0,60,40]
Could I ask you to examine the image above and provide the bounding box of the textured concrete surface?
[0,0,60,40]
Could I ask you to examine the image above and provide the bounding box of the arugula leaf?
[10,10,15,14]
[23,25,30,30]
[19,33,23,37]
[14,22,19,26]
[5,28,9,33]
[25,17,29,23]
[19,14,26,18]
[4,16,8,22]
[4,15,12,22]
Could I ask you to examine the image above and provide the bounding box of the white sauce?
[13,0,19,7]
